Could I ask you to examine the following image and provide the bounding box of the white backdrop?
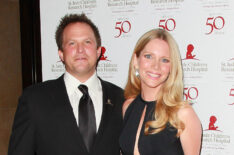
[40,0,234,154]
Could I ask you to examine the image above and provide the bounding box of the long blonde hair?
[125,29,186,136]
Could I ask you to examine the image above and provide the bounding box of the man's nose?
[77,43,85,53]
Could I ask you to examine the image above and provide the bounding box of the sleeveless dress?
[119,95,184,155]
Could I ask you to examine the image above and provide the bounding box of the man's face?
[59,22,101,82]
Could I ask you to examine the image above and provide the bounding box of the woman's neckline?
[139,94,156,104]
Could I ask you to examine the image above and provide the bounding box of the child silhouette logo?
[100,46,110,61]
[208,116,218,130]
[183,44,199,60]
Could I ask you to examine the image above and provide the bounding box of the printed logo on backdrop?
[200,0,228,35]
[108,0,138,39]
[107,0,139,13]
[150,0,184,12]
[183,84,199,105]
[182,44,208,79]
[220,58,234,82]
[205,15,225,35]
[202,115,231,155]
[100,47,110,61]
[158,17,177,32]
[217,83,233,106]
[114,18,132,38]
[200,0,230,11]
[228,88,234,105]
[183,44,199,60]
[107,0,138,39]
[68,0,97,13]
[51,60,65,78]
[97,46,118,79]
[204,116,220,131]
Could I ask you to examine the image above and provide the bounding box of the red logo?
[209,116,218,130]
[229,58,234,61]
[183,44,199,60]
[114,20,131,38]
[228,88,234,105]
[158,18,176,31]
[100,47,110,61]
[204,116,221,132]
[183,87,199,102]
[205,16,225,35]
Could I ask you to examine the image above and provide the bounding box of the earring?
[135,69,140,77]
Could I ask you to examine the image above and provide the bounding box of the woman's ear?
[133,53,139,69]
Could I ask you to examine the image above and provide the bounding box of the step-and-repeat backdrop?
[40,0,234,154]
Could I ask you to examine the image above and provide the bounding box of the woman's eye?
[144,54,152,59]
[162,58,170,63]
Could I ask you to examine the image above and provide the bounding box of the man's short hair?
[55,13,101,51]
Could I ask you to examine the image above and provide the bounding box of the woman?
[119,29,202,155]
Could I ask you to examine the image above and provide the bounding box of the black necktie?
[78,84,96,152]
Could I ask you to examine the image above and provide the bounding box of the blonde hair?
[125,29,186,136]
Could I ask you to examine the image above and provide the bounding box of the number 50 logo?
[184,87,199,101]
[158,18,176,31]
[114,21,131,38]
[205,16,225,35]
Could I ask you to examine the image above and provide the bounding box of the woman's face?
[135,38,171,92]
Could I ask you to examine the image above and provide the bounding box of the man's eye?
[144,54,152,59]
[68,41,75,46]
[85,40,92,44]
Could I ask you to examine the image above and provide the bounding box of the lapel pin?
[106,99,113,106]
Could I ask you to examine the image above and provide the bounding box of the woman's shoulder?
[177,103,197,120]
[177,102,202,138]
[177,103,202,154]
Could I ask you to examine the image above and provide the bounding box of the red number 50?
[205,16,225,35]
[114,21,131,38]
[159,18,176,31]
[184,87,199,101]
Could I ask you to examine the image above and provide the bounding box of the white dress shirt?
[64,71,103,131]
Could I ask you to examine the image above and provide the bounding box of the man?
[8,14,124,155]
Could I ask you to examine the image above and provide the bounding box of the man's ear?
[97,46,102,59]
[58,50,64,62]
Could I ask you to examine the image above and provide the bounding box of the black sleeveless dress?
[119,95,184,155]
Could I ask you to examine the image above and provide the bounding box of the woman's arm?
[178,105,202,155]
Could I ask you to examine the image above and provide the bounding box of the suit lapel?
[52,76,116,154]
[52,76,88,154]
[91,79,115,150]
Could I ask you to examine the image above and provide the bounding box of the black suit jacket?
[8,75,124,155]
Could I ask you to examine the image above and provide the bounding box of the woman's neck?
[141,85,161,101]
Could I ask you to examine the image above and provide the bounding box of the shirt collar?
[64,71,101,96]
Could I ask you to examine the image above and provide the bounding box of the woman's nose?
[152,59,160,70]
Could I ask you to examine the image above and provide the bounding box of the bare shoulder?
[177,104,199,122]
[122,98,135,118]
[178,104,202,155]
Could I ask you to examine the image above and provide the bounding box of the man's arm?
[8,91,36,155]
